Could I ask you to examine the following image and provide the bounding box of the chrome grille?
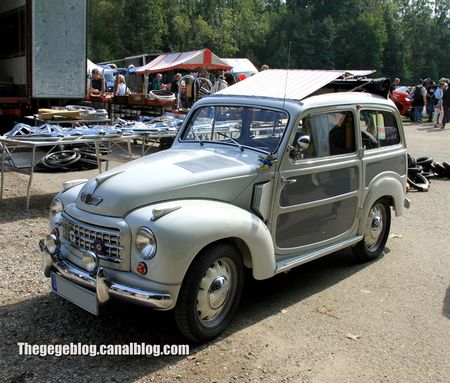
[61,215,123,260]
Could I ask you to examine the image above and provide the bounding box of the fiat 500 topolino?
[40,90,409,341]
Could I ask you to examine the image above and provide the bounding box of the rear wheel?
[175,243,244,342]
[353,198,391,262]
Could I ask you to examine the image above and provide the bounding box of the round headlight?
[49,198,64,222]
[135,227,157,259]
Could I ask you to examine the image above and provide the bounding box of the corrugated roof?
[217,69,376,100]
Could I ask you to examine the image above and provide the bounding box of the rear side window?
[359,110,400,149]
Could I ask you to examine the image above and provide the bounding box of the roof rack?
[327,77,391,98]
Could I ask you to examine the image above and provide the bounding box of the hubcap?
[196,258,236,326]
[208,276,229,309]
[365,204,384,249]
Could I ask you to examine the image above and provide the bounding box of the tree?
[86,0,449,83]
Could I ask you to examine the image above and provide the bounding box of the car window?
[359,110,400,149]
[289,110,355,160]
[181,106,288,153]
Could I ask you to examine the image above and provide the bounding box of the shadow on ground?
[0,248,383,382]
[0,193,55,223]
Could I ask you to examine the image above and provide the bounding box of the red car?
[390,90,413,118]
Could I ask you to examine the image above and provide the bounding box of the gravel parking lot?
[1,122,449,382]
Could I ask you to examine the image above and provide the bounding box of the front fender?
[126,200,276,285]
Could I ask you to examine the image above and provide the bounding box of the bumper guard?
[40,239,173,311]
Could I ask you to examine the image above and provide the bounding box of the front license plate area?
[51,272,99,315]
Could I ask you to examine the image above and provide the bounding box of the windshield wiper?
[216,132,244,151]
[189,128,205,145]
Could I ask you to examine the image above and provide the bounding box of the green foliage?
[87,0,450,84]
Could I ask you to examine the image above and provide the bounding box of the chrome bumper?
[40,240,173,311]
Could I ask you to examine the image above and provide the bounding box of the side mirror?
[289,134,311,161]
[297,135,311,151]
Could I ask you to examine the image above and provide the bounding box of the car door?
[272,107,362,257]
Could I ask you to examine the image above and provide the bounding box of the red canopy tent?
[134,48,232,74]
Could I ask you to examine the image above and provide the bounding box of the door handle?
[281,177,297,185]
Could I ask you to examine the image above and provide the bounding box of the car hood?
[75,148,258,217]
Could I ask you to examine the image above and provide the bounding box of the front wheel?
[353,198,391,262]
[175,243,244,342]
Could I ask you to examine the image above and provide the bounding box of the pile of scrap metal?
[4,123,122,141]
[3,113,185,171]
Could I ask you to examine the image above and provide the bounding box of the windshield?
[180,106,288,153]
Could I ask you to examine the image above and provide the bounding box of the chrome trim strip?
[97,254,124,263]
[40,245,173,310]
[275,235,363,274]
[277,190,359,213]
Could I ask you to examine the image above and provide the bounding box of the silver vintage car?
[40,82,409,341]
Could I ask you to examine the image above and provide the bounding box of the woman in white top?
[115,75,131,96]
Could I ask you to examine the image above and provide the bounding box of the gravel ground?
[0,122,449,382]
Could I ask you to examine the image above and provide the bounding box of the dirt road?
[0,122,449,382]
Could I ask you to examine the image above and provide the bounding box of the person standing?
[441,79,450,129]
[150,73,163,91]
[433,80,446,128]
[212,75,228,93]
[115,75,131,96]
[425,79,437,122]
[412,79,427,123]
[171,73,182,94]
[390,77,400,94]
[90,68,104,95]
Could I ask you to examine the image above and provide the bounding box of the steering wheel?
[361,131,378,149]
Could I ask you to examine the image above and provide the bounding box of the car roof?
[301,91,394,109]
[206,91,394,111]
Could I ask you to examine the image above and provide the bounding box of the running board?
[275,235,363,274]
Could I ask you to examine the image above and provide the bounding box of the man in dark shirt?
[171,73,182,94]
[90,68,103,95]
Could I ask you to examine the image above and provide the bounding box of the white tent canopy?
[87,59,104,74]
[217,69,376,100]
[221,58,258,75]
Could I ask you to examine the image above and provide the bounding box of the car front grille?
[61,214,123,262]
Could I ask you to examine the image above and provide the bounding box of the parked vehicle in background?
[390,89,413,119]
[40,73,409,342]
[221,58,258,83]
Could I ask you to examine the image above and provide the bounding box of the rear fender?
[358,175,405,235]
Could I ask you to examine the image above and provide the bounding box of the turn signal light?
[137,262,147,275]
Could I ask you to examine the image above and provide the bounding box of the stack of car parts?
[407,154,450,192]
